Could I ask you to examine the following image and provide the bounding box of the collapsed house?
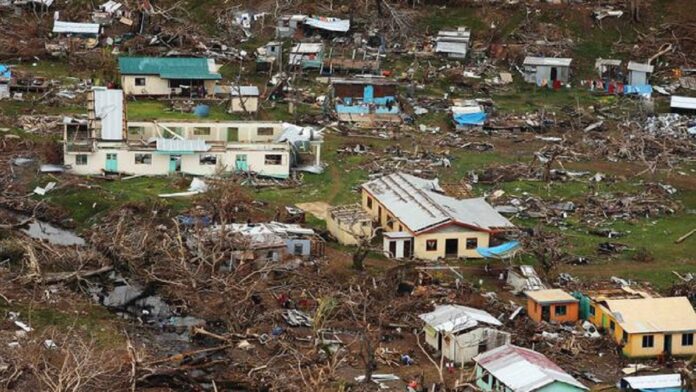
[276,14,350,38]
[506,265,546,294]
[595,58,623,80]
[63,88,323,177]
[326,205,373,246]
[320,48,381,75]
[256,41,282,72]
[331,77,401,124]
[0,64,9,99]
[585,295,696,358]
[522,56,572,87]
[473,345,588,391]
[92,0,124,25]
[50,20,101,52]
[118,57,222,98]
[360,172,516,261]
[435,27,471,59]
[289,42,324,69]
[670,95,696,115]
[525,289,579,324]
[451,99,486,128]
[419,305,510,364]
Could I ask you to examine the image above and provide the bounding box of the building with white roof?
[522,56,573,86]
[627,61,654,85]
[435,27,471,59]
[419,304,510,364]
[361,172,515,260]
[473,344,588,391]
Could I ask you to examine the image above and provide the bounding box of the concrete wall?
[65,150,170,175]
[526,298,579,324]
[230,96,259,113]
[524,65,570,84]
[121,75,216,97]
[326,214,372,246]
[285,238,311,257]
[126,121,283,143]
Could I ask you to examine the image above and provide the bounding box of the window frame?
[257,127,274,136]
[426,239,437,251]
[589,305,595,316]
[134,77,146,86]
[642,335,654,348]
[75,154,88,165]
[683,333,694,346]
[199,154,217,165]
[293,243,304,255]
[127,126,145,136]
[193,127,211,136]
[264,154,283,165]
[555,305,567,316]
[366,196,373,209]
[134,153,152,165]
[466,238,478,250]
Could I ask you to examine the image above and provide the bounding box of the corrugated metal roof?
[290,43,323,54]
[53,20,100,35]
[628,61,654,73]
[155,138,210,153]
[525,289,577,304]
[605,297,696,333]
[419,305,501,334]
[93,88,123,141]
[523,57,573,67]
[671,95,696,110]
[621,374,682,389]
[303,17,350,32]
[595,58,622,68]
[118,57,222,80]
[474,345,588,391]
[229,85,259,96]
[435,41,468,55]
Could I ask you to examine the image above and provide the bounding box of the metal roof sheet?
[118,57,222,80]
[604,297,696,333]
[627,61,654,73]
[474,345,588,391]
[621,374,682,389]
[229,85,259,96]
[595,58,622,67]
[523,57,573,67]
[290,43,324,53]
[53,20,100,35]
[525,289,577,304]
[671,95,696,110]
[435,41,468,55]
[155,138,210,152]
[303,16,350,32]
[419,305,501,334]
[93,88,123,141]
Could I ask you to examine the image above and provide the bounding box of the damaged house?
[289,42,324,69]
[118,57,222,98]
[627,61,654,86]
[276,14,350,39]
[435,27,471,59]
[326,205,373,246]
[361,172,515,261]
[473,344,588,391]
[419,305,510,364]
[522,56,572,87]
[63,88,322,177]
[331,77,401,124]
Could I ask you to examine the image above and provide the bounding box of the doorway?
[550,67,558,81]
[235,154,248,171]
[445,239,459,258]
[105,153,118,172]
[403,239,412,258]
[664,334,672,354]
[363,85,374,103]
[542,306,550,322]
[169,155,181,173]
[389,241,397,258]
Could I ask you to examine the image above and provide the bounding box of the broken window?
[135,77,146,86]
[135,153,152,165]
[128,126,144,135]
[426,240,437,251]
[555,305,567,316]
[683,333,694,346]
[466,238,478,249]
[75,154,88,165]
[257,127,274,136]
[265,154,282,165]
[642,335,654,348]
[293,243,304,255]
[481,372,490,385]
[366,196,373,209]
[194,127,211,136]
[200,154,217,165]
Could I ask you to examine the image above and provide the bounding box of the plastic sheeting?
[454,112,487,125]
[623,84,653,96]
[476,241,520,259]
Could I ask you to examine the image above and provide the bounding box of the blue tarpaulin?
[454,112,487,126]
[476,241,520,258]
[0,65,10,81]
[624,84,653,95]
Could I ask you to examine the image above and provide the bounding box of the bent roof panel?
[419,304,501,334]
[118,57,222,80]
[523,57,573,67]
[53,20,100,35]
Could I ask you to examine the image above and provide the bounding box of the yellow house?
[361,172,515,260]
[587,296,696,358]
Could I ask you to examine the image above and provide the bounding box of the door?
[542,306,551,322]
[445,238,459,258]
[169,155,180,173]
[235,154,248,171]
[664,334,672,354]
[550,67,558,81]
[105,153,118,172]
[389,241,397,258]
[403,239,412,259]
[227,127,239,142]
[363,85,374,103]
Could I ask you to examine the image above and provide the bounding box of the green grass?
[127,100,240,121]
[420,5,487,33]
[491,80,615,113]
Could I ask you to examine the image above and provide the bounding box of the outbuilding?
[118,57,222,98]
[525,289,579,324]
[627,61,654,86]
[522,56,572,87]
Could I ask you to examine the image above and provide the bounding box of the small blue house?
[331,78,401,124]
[619,374,685,392]
[0,64,10,99]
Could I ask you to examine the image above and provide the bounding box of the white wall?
[121,76,217,97]
[230,97,259,113]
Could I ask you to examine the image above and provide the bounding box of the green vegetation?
[127,100,241,121]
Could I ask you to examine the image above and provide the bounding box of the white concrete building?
[63,88,322,178]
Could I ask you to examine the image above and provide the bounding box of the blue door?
[105,153,118,172]
[235,154,248,171]
[169,155,179,173]
[363,85,374,103]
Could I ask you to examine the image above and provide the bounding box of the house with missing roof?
[118,57,222,98]
[361,172,515,260]
[331,77,401,124]
[522,57,573,87]
[473,344,588,391]
[586,296,696,358]
[419,305,510,364]
[525,289,579,324]
[63,88,323,177]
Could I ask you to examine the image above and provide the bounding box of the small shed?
[627,61,654,86]
[595,58,622,79]
[228,86,259,113]
[522,56,572,86]
[383,231,413,259]
[289,42,324,69]
[435,27,470,59]
[525,289,579,324]
[670,95,696,114]
[618,374,682,392]
[326,204,373,246]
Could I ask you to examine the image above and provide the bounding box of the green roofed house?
[118,57,222,98]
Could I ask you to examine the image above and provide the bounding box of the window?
[642,335,654,348]
[387,216,393,229]
[609,320,615,332]
[293,243,304,255]
[555,305,567,316]
[75,154,88,165]
[128,126,144,135]
[481,372,490,384]
[257,127,274,136]
[366,197,373,209]
[622,331,628,343]
[134,77,146,86]
[589,306,595,316]
[466,238,478,250]
[426,240,437,251]
[265,154,282,165]
[193,127,211,136]
[683,333,694,346]
[134,153,152,165]
[166,127,184,139]
[199,154,217,165]
[227,127,239,142]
